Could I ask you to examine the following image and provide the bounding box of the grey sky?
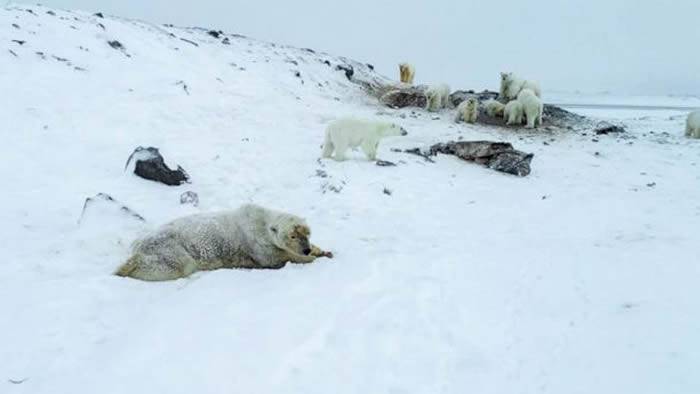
[40,0,700,95]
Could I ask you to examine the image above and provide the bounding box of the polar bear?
[115,204,333,281]
[425,84,451,112]
[686,110,700,138]
[484,99,506,117]
[321,117,407,161]
[517,89,544,128]
[455,98,479,123]
[499,72,542,101]
[399,62,415,84]
[504,100,524,125]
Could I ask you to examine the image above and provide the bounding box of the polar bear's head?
[500,72,513,96]
[381,123,408,137]
[268,215,312,256]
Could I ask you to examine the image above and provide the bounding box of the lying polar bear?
[322,117,407,161]
[115,204,333,281]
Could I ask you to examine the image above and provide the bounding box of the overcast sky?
[40,0,700,96]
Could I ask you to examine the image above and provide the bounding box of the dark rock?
[450,90,499,107]
[222,37,230,45]
[107,40,124,50]
[180,191,199,206]
[594,122,626,135]
[207,30,222,38]
[383,187,392,195]
[366,63,374,71]
[303,48,315,53]
[335,64,354,80]
[380,87,427,109]
[97,23,105,30]
[8,49,18,57]
[46,10,56,16]
[12,23,20,29]
[94,12,104,18]
[376,160,396,167]
[427,141,534,176]
[79,193,145,224]
[124,146,190,186]
[322,60,331,66]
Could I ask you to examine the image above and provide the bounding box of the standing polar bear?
[115,204,333,281]
[455,98,479,123]
[399,62,415,84]
[425,84,451,112]
[322,117,407,161]
[500,72,542,101]
[686,110,700,138]
[517,89,544,128]
[504,100,524,125]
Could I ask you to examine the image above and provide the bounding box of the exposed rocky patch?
[124,146,190,186]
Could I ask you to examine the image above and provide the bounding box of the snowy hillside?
[2,4,700,394]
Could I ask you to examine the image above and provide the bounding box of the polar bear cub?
[484,99,506,117]
[399,62,415,84]
[504,100,524,125]
[455,98,479,123]
[500,72,542,100]
[686,110,700,138]
[425,84,451,112]
[115,204,333,281]
[517,89,544,128]
[322,117,407,161]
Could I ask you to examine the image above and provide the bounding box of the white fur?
[504,100,524,125]
[686,110,700,138]
[455,98,479,123]
[322,117,407,161]
[484,99,506,117]
[500,72,542,101]
[399,62,415,84]
[115,204,328,281]
[517,89,544,128]
[425,84,451,112]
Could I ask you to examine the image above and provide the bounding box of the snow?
[2,4,700,394]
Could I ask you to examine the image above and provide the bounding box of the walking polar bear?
[518,89,544,128]
[455,98,479,123]
[399,62,415,84]
[115,204,333,281]
[500,72,542,101]
[425,84,451,112]
[322,117,407,161]
[686,110,700,138]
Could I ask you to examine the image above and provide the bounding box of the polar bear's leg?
[361,140,378,161]
[333,141,348,161]
[116,249,197,281]
[321,131,335,158]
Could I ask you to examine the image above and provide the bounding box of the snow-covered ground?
[2,4,699,394]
